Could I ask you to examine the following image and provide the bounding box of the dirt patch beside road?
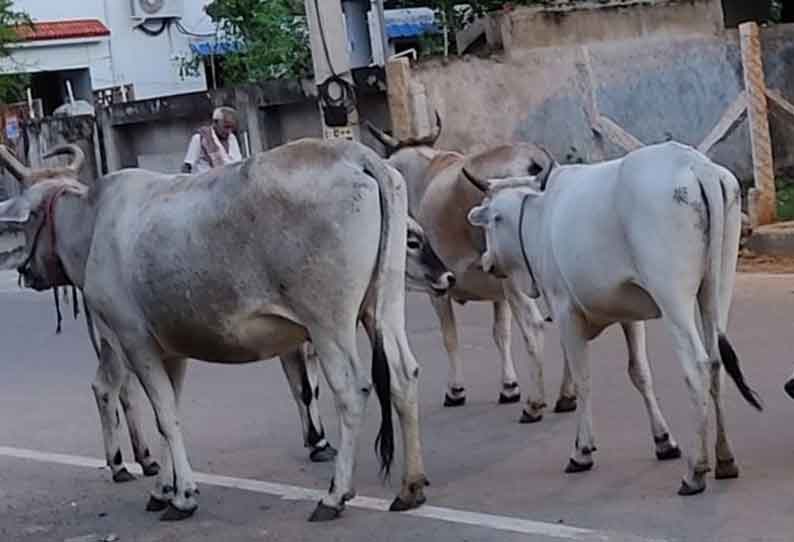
[738,250,794,274]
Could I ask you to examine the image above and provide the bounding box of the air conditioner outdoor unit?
[130,0,184,21]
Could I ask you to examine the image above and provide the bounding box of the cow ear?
[0,197,31,224]
[468,205,489,227]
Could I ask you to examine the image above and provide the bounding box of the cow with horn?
[467,141,761,494]
[368,118,577,423]
[0,139,431,521]
[0,144,454,483]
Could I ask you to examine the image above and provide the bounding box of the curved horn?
[365,120,400,155]
[43,144,85,175]
[462,167,489,192]
[0,145,32,185]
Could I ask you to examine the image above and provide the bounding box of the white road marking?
[0,445,667,542]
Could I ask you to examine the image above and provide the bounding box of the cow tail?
[360,149,410,479]
[696,166,762,411]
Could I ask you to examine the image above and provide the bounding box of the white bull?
[468,141,762,495]
[0,139,428,521]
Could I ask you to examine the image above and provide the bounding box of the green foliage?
[0,0,32,104]
[203,0,312,84]
[776,176,794,221]
[0,72,29,104]
[0,0,30,58]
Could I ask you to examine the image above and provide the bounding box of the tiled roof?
[15,19,111,42]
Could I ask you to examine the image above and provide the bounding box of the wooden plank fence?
[582,21,788,228]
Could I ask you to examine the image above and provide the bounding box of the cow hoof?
[519,409,543,424]
[785,378,794,400]
[677,478,706,496]
[160,503,197,521]
[146,495,170,512]
[444,394,466,407]
[142,461,161,477]
[310,444,337,463]
[308,501,342,522]
[498,392,521,404]
[715,459,740,480]
[656,445,682,462]
[389,493,427,512]
[564,458,594,473]
[553,396,577,413]
[112,468,136,483]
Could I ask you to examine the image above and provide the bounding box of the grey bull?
[90,213,453,483]
[368,122,576,422]
[0,139,429,521]
[0,148,454,483]
[468,141,763,496]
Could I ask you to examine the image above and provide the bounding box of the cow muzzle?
[429,271,456,296]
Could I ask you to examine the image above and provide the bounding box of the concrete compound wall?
[408,1,794,183]
[99,82,392,174]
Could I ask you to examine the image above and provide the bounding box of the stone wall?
[98,76,391,174]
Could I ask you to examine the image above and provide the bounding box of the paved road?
[1,272,793,542]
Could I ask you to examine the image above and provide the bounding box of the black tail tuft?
[719,334,763,411]
[372,331,395,480]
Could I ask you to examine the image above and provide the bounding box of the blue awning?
[384,8,439,39]
[190,39,243,57]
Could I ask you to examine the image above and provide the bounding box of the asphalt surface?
[1,271,794,542]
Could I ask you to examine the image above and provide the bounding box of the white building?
[2,0,214,113]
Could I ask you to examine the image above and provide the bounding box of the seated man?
[182,106,243,174]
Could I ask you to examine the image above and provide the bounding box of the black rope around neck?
[518,193,537,288]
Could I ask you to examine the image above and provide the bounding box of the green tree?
[204,0,312,84]
[0,0,32,104]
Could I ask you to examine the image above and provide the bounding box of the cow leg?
[697,298,739,480]
[555,357,578,413]
[430,295,466,407]
[503,280,548,423]
[91,339,135,483]
[127,350,197,520]
[119,371,161,477]
[361,315,428,513]
[280,344,336,463]
[309,326,369,521]
[710,362,739,479]
[493,301,521,404]
[560,313,596,473]
[665,305,711,496]
[621,322,680,461]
